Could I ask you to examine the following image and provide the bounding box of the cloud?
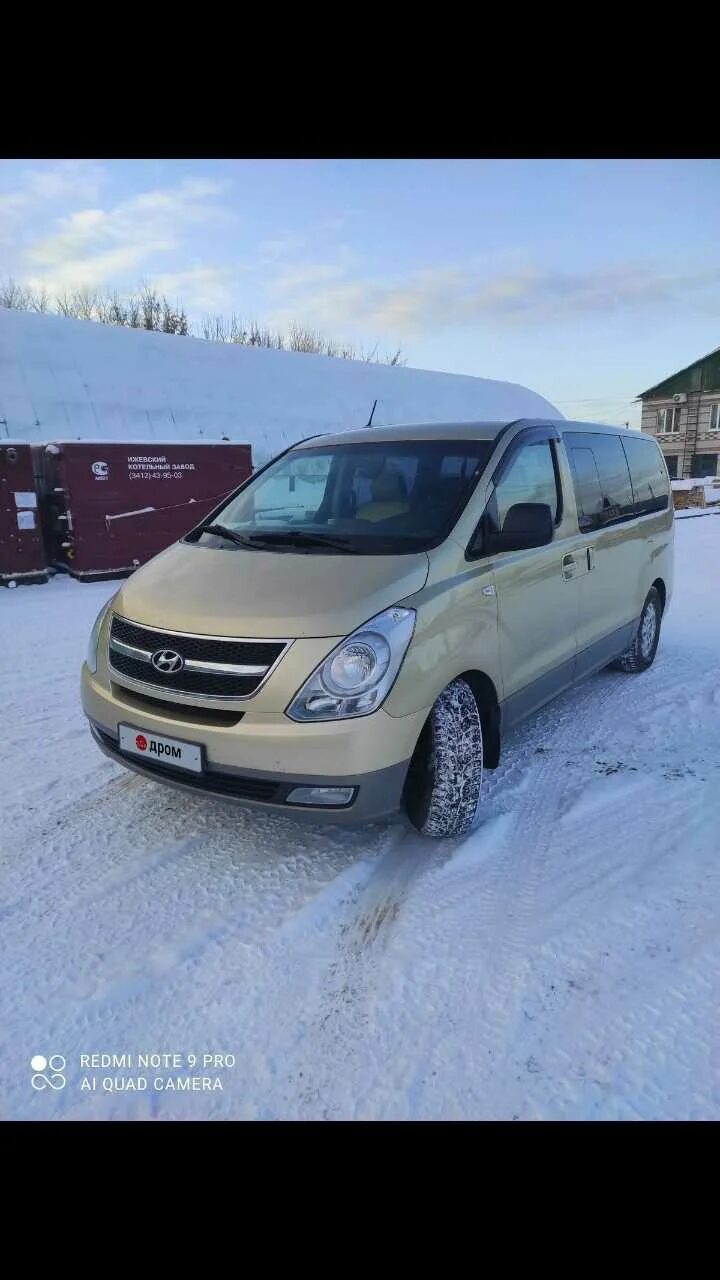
[20,177,231,296]
[258,214,357,267]
[266,259,720,338]
[270,261,346,293]
[0,161,106,243]
[23,160,106,203]
[153,265,235,311]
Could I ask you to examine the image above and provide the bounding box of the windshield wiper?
[202,523,259,548]
[244,530,361,554]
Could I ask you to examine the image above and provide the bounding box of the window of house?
[709,403,720,432]
[565,432,635,531]
[656,406,680,434]
[690,454,718,479]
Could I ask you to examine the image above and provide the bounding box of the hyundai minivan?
[81,419,674,837]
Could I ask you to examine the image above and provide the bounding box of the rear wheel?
[403,678,484,838]
[610,586,662,673]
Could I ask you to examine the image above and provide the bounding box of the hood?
[112,540,430,639]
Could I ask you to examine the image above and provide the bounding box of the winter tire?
[610,586,662,673]
[403,677,484,838]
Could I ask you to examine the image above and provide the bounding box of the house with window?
[638,345,720,479]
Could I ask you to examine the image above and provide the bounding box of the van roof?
[293,419,641,449]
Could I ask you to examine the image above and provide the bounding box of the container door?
[0,443,47,580]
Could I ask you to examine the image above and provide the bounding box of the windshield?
[190,439,495,554]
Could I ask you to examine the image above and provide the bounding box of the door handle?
[561,553,577,580]
[586,547,595,571]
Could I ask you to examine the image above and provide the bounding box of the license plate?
[118,724,204,773]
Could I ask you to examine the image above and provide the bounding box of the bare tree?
[288,323,326,354]
[108,291,129,326]
[54,288,100,320]
[77,290,100,320]
[29,285,50,313]
[161,299,188,335]
[55,291,75,317]
[0,277,31,309]
[139,284,162,331]
[127,294,141,327]
[200,314,229,342]
[0,274,408,364]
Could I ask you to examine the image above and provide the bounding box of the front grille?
[110,650,260,697]
[94,727,283,802]
[108,614,288,701]
[111,616,284,667]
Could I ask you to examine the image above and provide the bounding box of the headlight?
[287,606,416,722]
[85,597,115,674]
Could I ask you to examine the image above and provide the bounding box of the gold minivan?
[82,419,674,838]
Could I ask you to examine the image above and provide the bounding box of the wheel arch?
[402,668,502,789]
[651,577,667,615]
[458,669,502,768]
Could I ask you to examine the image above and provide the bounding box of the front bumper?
[88,721,410,825]
[82,660,428,825]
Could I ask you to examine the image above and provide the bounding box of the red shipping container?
[40,441,252,580]
[0,442,48,585]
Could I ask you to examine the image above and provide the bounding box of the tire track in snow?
[246,663,635,1118]
[390,649,720,1119]
[342,664,656,1118]
[507,757,720,1119]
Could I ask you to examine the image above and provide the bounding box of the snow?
[1,517,718,1120]
[0,308,560,466]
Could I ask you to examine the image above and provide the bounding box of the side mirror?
[492,502,553,552]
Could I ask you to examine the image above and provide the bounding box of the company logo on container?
[91,461,109,479]
[135,734,148,751]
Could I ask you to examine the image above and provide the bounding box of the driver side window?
[468,439,560,558]
[494,441,559,528]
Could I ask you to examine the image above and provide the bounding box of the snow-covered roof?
[0,306,561,465]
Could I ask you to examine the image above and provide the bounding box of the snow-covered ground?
[2,515,719,1121]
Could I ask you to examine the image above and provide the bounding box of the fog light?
[286,785,355,807]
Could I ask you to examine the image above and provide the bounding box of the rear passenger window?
[621,435,670,514]
[569,447,603,526]
[566,433,635,531]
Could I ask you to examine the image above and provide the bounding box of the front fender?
[385,551,501,718]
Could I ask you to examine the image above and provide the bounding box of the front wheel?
[403,677,484,838]
[610,586,663,673]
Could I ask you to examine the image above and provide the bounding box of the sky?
[1,158,718,426]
